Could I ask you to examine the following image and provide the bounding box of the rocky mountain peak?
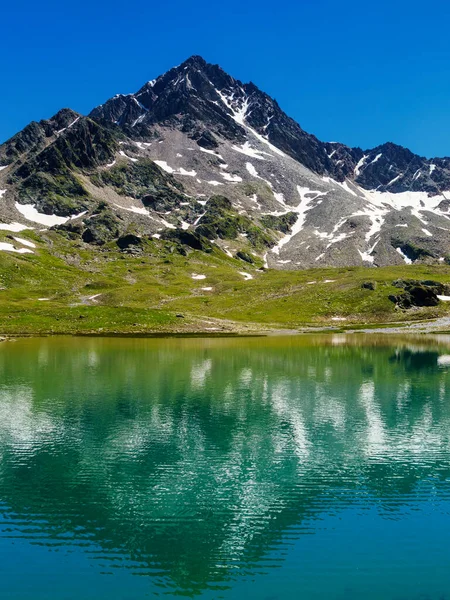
[3,56,450,271]
[0,108,81,167]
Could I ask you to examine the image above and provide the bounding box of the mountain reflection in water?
[0,335,450,599]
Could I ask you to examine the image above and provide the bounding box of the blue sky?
[3,0,450,157]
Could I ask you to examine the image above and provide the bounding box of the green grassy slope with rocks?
[2,225,450,335]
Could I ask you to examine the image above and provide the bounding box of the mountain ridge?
[1,55,450,270]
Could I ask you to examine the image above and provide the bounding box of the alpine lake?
[1,334,450,599]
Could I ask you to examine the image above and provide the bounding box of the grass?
[2,228,450,335]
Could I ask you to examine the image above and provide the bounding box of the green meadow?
[2,228,450,335]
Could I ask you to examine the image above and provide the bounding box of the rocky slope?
[2,55,450,269]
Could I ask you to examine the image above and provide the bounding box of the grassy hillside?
[1,228,450,335]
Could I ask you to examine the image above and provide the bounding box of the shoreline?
[2,315,450,339]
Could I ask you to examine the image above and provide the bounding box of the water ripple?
[0,336,450,598]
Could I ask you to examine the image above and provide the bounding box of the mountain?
[2,54,450,269]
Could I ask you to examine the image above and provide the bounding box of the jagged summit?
[89,55,335,176]
[2,56,450,270]
[179,54,208,68]
[89,56,450,194]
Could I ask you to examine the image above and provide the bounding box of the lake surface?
[1,335,450,599]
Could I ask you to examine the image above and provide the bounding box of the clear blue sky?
[3,0,450,157]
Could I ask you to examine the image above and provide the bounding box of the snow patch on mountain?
[154,160,174,173]
[354,155,368,176]
[15,204,85,227]
[13,237,36,248]
[271,186,326,255]
[200,147,224,160]
[369,153,382,165]
[0,222,32,232]
[0,242,33,254]
[358,249,375,264]
[119,151,138,162]
[113,204,151,216]
[154,161,196,177]
[239,272,253,280]
[232,142,267,160]
[221,172,242,183]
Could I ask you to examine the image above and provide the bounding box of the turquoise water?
[0,335,450,599]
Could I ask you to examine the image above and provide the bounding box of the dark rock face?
[361,281,377,290]
[116,234,142,250]
[50,118,118,170]
[15,170,90,216]
[193,130,218,150]
[82,205,122,245]
[91,159,184,209]
[260,212,298,234]
[6,116,119,216]
[52,221,84,239]
[11,117,117,181]
[394,241,434,262]
[235,250,254,264]
[0,108,80,166]
[350,142,450,195]
[389,286,438,309]
[393,279,450,295]
[389,280,450,309]
[161,229,213,252]
[90,56,246,144]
